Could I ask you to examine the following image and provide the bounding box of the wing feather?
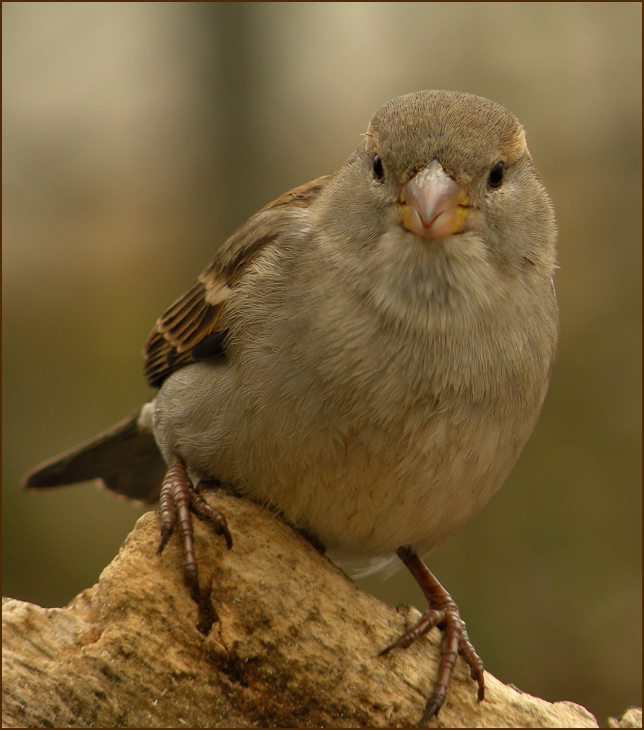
[143,173,334,387]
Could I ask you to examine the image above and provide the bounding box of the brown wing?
[143,174,334,388]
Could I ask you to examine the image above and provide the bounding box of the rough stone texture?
[3,491,603,728]
[608,708,643,728]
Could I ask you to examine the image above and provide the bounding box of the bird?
[24,89,558,724]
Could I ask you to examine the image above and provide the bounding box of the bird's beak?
[400,161,469,239]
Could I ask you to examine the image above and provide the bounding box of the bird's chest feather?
[156,234,553,554]
[229,229,546,428]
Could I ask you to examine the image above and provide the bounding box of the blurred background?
[3,2,641,724]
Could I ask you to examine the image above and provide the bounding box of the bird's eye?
[372,154,384,181]
[487,161,505,189]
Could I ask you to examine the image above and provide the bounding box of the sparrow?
[24,90,558,724]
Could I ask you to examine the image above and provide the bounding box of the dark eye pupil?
[373,154,384,180]
[488,161,504,188]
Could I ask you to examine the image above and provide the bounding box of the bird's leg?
[157,456,233,603]
[379,546,485,725]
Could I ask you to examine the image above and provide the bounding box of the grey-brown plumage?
[24,91,558,723]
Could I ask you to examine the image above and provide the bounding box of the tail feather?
[22,406,166,504]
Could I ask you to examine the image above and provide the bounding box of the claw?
[157,457,233,603]
[188,489,233,549]
[156,526,173,555]
[382,547,485,725]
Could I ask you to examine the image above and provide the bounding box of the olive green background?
[3,3,641,724]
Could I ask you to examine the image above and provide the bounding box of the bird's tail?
[22,404,165,504]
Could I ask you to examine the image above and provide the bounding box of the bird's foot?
[380,546,484,726]
[157,456,232,603]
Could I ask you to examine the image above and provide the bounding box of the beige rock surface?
[3,491,602,728]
